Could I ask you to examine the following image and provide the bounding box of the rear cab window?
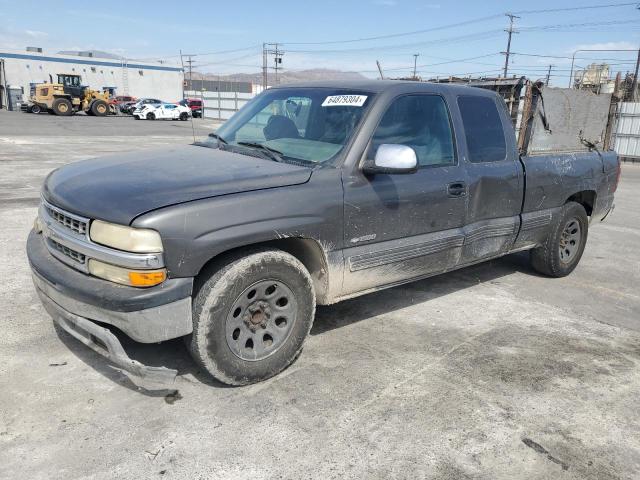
[457,95,507,163]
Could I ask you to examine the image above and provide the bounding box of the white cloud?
[569,41,638,53]
[374,0,398,6]
[24,30,48,38]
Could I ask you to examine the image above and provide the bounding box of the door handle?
[447,182,467,197]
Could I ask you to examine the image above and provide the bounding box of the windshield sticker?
[322,95,368,107]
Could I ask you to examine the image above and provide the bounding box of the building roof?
[0,49,182,72]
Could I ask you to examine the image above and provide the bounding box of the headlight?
[88,259,166,287]
[89,220,163,253]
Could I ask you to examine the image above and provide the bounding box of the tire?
[179,112,189,121]
[91,100,108,117]
[30,104,42,114]
[530,201,589,277]
[47,109,56,115]
[133,115,140,120]
[146,112,155,120]
[187,248,316,386]
[52,98,72,116]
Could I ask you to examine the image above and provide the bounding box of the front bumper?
[28,230,194,382]
[38,287,178,383]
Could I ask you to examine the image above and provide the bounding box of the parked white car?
[133,103,191,121]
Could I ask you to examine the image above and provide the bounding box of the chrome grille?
[45,204,87,235]
[48,238,86,264]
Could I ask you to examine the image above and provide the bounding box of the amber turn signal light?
[128,270,167,287]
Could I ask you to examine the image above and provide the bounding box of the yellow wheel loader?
[26,73,113,116]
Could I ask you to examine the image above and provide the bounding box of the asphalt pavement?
[1,110,639,480]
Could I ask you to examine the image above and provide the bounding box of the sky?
[1,0,639,85]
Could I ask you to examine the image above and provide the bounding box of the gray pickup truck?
[28,81,620,385]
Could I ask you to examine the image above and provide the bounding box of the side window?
[370,95,455,167]
[457,95,506,163]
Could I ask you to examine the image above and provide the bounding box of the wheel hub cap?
[225,280,297,361]
[559,218,581,264]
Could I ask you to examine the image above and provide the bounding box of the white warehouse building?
[0,48,184,110]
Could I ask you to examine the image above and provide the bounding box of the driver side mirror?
[363,144,418,175]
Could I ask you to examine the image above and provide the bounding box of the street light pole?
[413,54,419,79]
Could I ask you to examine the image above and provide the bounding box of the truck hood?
[43,145,313,225]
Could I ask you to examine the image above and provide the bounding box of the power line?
[283,19,639,55]
[281,14,504,45]
[519,18,640,32]
[511,52,638,60]
[512,1,638,15]
[196,52,261,68]
[279,2,637,47]
[285,30,505,54]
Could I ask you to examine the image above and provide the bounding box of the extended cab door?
[341,94,468,296]
[455,94,523,264]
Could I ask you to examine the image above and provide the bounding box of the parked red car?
[109,95,137,106]
[178,98,203,118]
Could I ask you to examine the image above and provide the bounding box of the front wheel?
[91,99,108,116]
[187,249,316,385]
[530,201,589,277]
[179,112,189,121]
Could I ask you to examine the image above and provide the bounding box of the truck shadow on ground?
[55,251,539,394]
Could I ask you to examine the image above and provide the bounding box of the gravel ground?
[0,110,639,480]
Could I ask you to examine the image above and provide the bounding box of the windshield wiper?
[207,132,228,145]
[237,141,284,162]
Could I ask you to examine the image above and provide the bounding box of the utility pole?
[376,60,384,80]
[183,54,197,93]
[545,65,553,85]
[413,53,419,79]
[273,43,283,85]
[179,50,185,99]
[262,43,267,90]
[632,48,640,101]
[263,43,284,88]
[502,13,520,78]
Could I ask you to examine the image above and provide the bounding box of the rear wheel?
[29,104,42,114]
[179,112,189,121]
[52,98,72,116]
[146,112,156,120]
[530,201,589,277]
[187,249,316,385]
[91,100,108,117]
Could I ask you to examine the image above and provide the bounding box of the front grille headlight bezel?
[89,219,163,254]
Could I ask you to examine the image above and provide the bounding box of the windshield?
[213,88,374,165]
[58,75,81,87]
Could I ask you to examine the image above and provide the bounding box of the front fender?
[131,168,344,278]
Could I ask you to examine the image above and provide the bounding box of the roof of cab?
[272,79,496,97]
